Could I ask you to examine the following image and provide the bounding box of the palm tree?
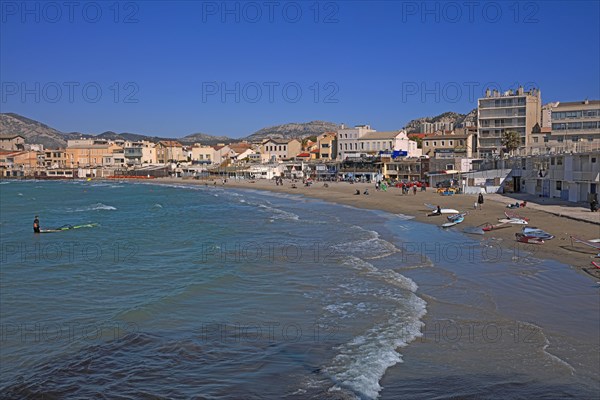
[501,131,521,157]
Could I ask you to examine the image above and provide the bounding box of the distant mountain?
[244,121,341,142]
[0,113,72,148]
[404,110,476,133]
[180,132,234,145]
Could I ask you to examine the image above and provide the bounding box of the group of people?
[355,189,369,195]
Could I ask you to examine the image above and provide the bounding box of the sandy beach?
[155,177,600,280]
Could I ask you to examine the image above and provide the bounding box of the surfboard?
[39,223,98,233]
[442,216,464,228]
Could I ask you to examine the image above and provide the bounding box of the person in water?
[33,216,40,233]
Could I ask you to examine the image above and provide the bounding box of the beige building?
[66,143,122,167]
[260,139,301,162]
[156,141,185,163]
[189,144,216,164]
[422,131,476,159]
[44,149,67,168]
[316,132,337,160]
[0,134,25,151]
[359,131,421,157]
[549,100,600,151]
[478,87,542,157]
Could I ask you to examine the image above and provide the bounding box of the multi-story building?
[477,86,542,157]
[359,130,421,157]
[510,153,599,202]
[381,157,428,181]
[124,141,156,165]
[422,131,476,159]
[316,132,337,160]
[156,141,185,163]
[337,124,376,159]
[550,100,600,151]
[189,144,216,164]
[66,142,122,167]
[260,139,301,163]
[44,149,67,168]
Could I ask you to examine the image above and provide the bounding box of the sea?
[0,180,598,399]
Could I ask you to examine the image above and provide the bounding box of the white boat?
[498,218,528,225]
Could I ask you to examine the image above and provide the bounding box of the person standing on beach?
[477,193,484,210]
[33,216,40,233]
[413,185,417,195]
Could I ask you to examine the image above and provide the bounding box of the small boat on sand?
[515,232,544,244]
[522,227,554,240]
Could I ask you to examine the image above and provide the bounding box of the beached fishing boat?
[505,210,530,221]
[522,227,554,240]
[515,233,544,244]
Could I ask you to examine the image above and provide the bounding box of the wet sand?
[156,178,600,280]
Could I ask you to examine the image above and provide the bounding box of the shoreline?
[152,177,600,280]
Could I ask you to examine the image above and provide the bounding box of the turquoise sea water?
[1,180,598,399]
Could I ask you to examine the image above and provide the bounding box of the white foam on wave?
[333,236,399,260]
[325,292,427,399]
[519,321,576,375]
[257,204,300,221]
[70,203,117,212]
[342,256,418,293]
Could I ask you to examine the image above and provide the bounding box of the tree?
[501,131,521,156]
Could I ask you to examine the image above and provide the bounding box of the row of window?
[265,145,286,152]
[340,141,394,151]
[552,121,599,130]
[552,110,599,120]
[424,140,465,147]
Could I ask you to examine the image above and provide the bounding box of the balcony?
[572,171,600,182]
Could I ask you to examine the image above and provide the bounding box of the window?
[433,141,437,146]
[557,158,563,165]
[441,141,445,146]
[449,141,453,146]
[592,157,597,163]
[446,164,453,170]
[556,181,562,191]
[533,137,539,143]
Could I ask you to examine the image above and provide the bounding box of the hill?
[243,121,340,142]
[0,113,72,148]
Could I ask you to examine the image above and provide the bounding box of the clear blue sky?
[1,1,599,138]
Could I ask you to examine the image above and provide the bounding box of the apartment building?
[478,87,542,157]
[0,134,25,151]
[316,132,337,161]
[156,141,185,163]
[422,131,476,159]
[337,124,376,159]
[260,139,301,163]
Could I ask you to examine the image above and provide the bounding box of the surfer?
[33,216,40,233]
[427,206,442,217]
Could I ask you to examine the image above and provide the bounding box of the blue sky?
[1,1,599,138]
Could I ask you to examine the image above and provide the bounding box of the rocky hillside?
[244,121,340,142]
[404,110,477,133]
[180,132,234,145]
[0,113,73,148]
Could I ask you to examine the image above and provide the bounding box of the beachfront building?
[337,124,376,159]
[422,131,476,159]
[316,132,337,160]
[189,144,216,165]
[0,150,44,176]
[66,142,122,167]
[43,149,67,169]
[0,134,25,151]
[359,131,421,158]
[548,100,600,152]
[248,163,285,179]
[509,153,599,202]
[124,141,157,165]
[156,141,185,163]
[260,139,301,163]
[381,157,428,182]
[477,86,542,157]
